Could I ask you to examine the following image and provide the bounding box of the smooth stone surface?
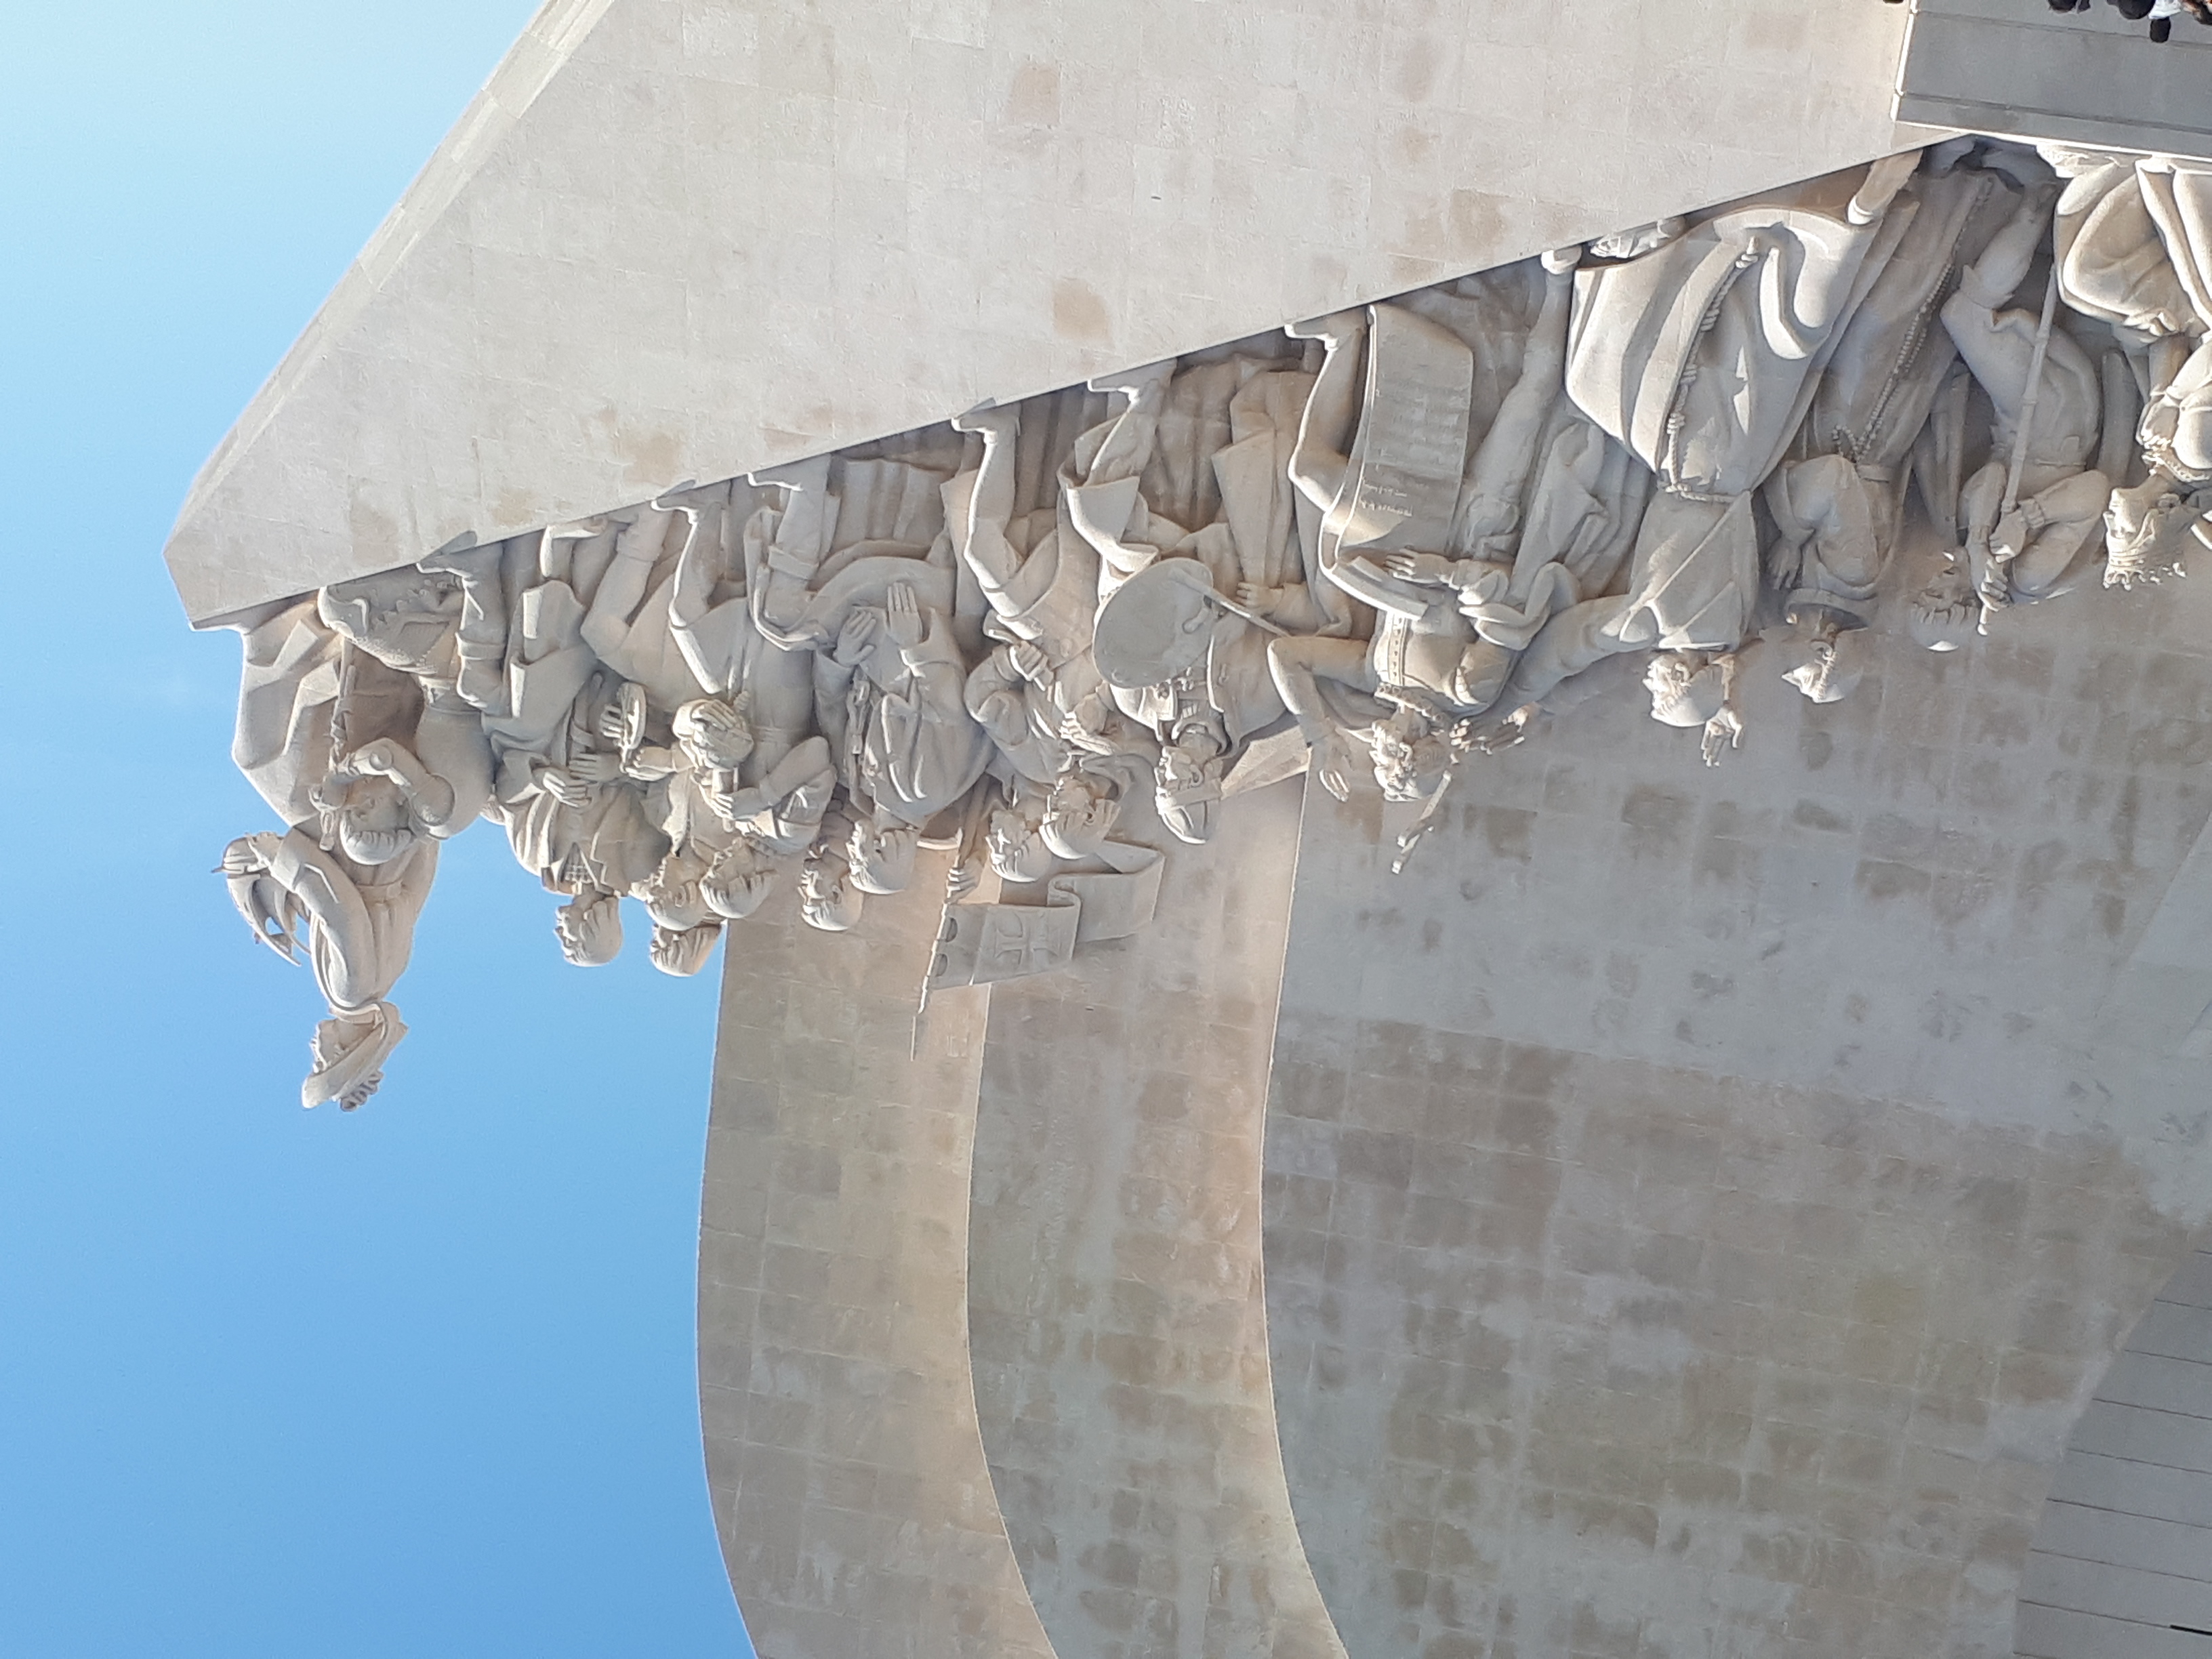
[964,779,1346,1659]
[699,867,1054,1659]
[2020,1249,2212,1659]
[164,0,1929,622]
[1899,0,2212,159]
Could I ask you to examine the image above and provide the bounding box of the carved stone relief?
[218,139,2212,1107]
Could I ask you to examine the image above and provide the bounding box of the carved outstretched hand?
[836,606,884,665]
[950,402,1017,440]
[1848,150,1921,225]
[1470,704,1538,755]
[1311,730,1354,803]
[1088,359,1174,403]
[947,861,981,902]
[1701,706,1745,768]
[885,581,924,650]
[571,752,627,785]
[220,832,282,878]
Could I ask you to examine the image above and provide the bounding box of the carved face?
[329,775,417,866]
[1643,655,1727,730]
[649,921,722,978]
[640,846,710,930]
[1368,710,1444,803]
[2105,477,2202,588]
[701,844,777,920]
[1042,773,1119,860]
[799,853,863,932]
[1908,571,1978,653]
[987,809,1052,882]
[846,818,918,895]
[554,890,623,966]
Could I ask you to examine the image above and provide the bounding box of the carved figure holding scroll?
[1268,255,1577,798]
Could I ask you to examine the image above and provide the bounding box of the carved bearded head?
[799,845,864,933]
[649,920,723,978]
[1367,708,1450,804]
[2105,474,2207,590]
[1643,653,1731,731]
[314,773,418,866]
[554,889,623,966]
[701,841,779,921]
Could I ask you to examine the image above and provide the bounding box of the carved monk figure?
[947,402,1110,797]
[225,596,346,829]
[1071,353,1323,838]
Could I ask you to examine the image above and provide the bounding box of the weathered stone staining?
[220,140,2212,1109]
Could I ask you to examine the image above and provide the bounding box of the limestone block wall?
[2022,1245,2212,1658]
[1259,541,2212,1657]
[164,0,1927,621]
[699,869,1053,1659]
[964,781,1345,1659]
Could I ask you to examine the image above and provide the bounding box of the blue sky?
[0,4,753,1653]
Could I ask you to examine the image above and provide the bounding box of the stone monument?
[170,3,2212,1654]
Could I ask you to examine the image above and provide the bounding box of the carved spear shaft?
[1982,262,2062,636]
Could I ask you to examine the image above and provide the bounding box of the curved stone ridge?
[701,869,1057,1659]
[964,778,1345,1659]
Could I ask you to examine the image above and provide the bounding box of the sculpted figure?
[1942,178,2110,626]
[1267,253,1578,800]
[226,596,347,829]
[1073,354,1324,838]
[1780,144,2036,689]
[318,567,495,827]
[949,402,1110,795]
[1502,152,1921,752]
[487,668,670,966]
[221,829,436,1109]
[2045,146,2212,583]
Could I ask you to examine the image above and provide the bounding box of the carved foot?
[1087,358,1176,401]
[950,401,1018,441]
[1284,309,1366,345]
